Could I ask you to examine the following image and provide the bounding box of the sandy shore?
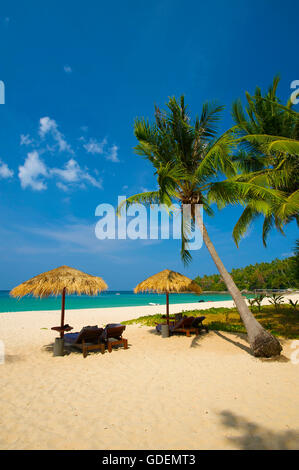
[1,296,299,450]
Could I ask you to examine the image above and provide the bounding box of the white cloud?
[51,158,80,183]
[0,159,13,179]
[39,116,72,153]
[39,116,56,137]
[20,134,33,146]
[51,158,102,189]
[56,181,69,192]
[281,252,294,258]
[18,153,102,192]
[63,65,72,73]
[106,144,119,162]
[17,118,121,191]
[82,137,119,162]
[82,171,103,189]
[18,151,48,191]
[21,220,135,255]
[83,138,107,155]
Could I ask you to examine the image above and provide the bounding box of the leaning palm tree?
[232,76,299,245]
[120,96,283,357]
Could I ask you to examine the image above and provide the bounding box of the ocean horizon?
[0,290,241,313]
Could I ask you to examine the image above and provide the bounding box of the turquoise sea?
[0,290,240,313]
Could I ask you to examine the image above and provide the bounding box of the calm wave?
[0,290,240,313]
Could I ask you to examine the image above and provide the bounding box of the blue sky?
[0,0,298,290]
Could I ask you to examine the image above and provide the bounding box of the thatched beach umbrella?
[10,265,108,338]
[134,269,202,325]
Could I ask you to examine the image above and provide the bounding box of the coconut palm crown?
[121,95,285,262]
[120,95,283,357]
[232,76,299,245]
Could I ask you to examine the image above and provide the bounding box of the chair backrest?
[104,324,126,340]
[192,316,206,328]
[75,326,103,344]
[173,316,195,330]
[174,313,183,321]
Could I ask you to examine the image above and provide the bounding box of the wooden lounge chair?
[192,316,208,333]
[156,316,204,337]
[101,324,128,353]
[64,326,105,357]
[169,316,197,336]
[174,312,183,321]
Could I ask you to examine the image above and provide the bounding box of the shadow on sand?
[213,330,289,361]
[212,330,253,355]
[146,326,208,349]
[190,330,209,348]
[42,341,130,357]
[3,354,24,363]
[219,410,299,450]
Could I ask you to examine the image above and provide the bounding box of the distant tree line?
[194,254,299,291]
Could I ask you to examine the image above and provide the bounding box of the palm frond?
[274,189,299,221]
[232,202,271,247]
[238,134,299,156]
[262,215,276,246]
[194,128,236,182]
[198,102,224,140]
[208,180,285,209]
[116,191,161,216]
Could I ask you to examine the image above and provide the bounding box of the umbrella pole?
[60,287,66,338]
[166,291,169,326]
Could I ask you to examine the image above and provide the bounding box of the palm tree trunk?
[196,213,282,357]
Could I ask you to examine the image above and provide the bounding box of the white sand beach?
[0,295,299,450]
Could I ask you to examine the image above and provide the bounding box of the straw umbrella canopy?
[10,265,108,338]
[134,269,202,325]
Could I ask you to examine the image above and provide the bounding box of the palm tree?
[120,96,282,357]
[232,76,299,246]
[294,239,299,281]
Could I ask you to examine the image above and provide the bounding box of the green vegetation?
[194,256,299,291]
[122,304,299,339]
[267,294,285,312]
[232,76,299,245]
[254,294,266,312]
[294,239,299,280]
[289,299,298,311]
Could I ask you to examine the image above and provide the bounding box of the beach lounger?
[64,326,105,357]
[101,324,128,353]
[174,312,183,321]
[156,316,203,337]
[170,316,197,336]
[192,316,208,333]
[161,312,182,322]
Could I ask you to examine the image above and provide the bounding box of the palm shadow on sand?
[214,330,289,361]
[219,410,299,450]
[212,330,253,355]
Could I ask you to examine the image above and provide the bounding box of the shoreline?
[0,300,235,327]
[2,292,299,320]
[2,290,298,315]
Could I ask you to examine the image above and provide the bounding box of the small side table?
[51,325,73,356]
